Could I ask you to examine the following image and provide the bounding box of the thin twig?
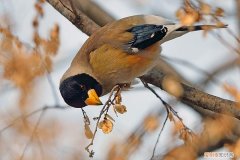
[46,73,60,106]
[141,80,193,159]
[85,85,120,157]
[150,113,169,160]
[162,55,221,85]
[0,105,66,133]
[212,32,240,55]
[19,110,46,160]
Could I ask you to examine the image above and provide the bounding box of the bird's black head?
[59,73,103,108]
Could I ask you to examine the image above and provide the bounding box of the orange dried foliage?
[225,139,240,159]
[143,115,159,132]
[166,115,235,159]
[215,7,224,17]
[114,104,127,114]
[107,133,142,160]
[99,119,114,134]
[84,123,94,139]
[176,3,201,26]
[162,76,183,98]
[200,2,211,15]
[107,144,128,160]
[0,2,75,159]
[223,84,240,102]
[176,1,225,32]
[0,11,59,106]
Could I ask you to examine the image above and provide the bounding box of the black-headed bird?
[59,15,225,108]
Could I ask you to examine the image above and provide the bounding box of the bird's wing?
[124,24,168,52]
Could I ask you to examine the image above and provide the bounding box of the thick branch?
[72,0,114,26]
[237,0,240,37]
[46,0,99,36]
[140,62,240,120]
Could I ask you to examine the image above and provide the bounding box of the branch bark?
[236,0,240,37]
[46,0,99,36]
[140,63,240,120]
[72,0,115,26]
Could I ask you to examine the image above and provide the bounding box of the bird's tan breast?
[89,44,160,93]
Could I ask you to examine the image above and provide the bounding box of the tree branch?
[72,0,115,26]
[46,0,99,36]
[140,62,240,120]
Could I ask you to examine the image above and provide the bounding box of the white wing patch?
[131,47,139,53]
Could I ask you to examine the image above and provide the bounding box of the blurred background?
[0,0,239,159]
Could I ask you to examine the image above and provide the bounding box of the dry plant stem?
[85,85,121,157]
[141,81,192,131]
[151,114,169,160]
[0,105,66,133]
[46,0,100,36]
[212,32,240,55]
[201,58,240,85]
[19,110,46,160]
[162,55,220,85]
[46,73,60,106]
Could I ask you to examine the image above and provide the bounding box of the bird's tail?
[176,24,228,32]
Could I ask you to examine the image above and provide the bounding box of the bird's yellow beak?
[84,89,103,105]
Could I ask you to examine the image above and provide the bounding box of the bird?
[59,15,226,108]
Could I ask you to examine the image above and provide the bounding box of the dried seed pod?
[99,119,113,134]
[114,104,127,114]
[215,7,224,17]
[200,2,211,15]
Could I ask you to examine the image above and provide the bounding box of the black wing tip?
[127,24,168,50]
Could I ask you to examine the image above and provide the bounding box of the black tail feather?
[176,24,228,32]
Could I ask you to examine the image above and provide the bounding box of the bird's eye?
[79,85,86,90]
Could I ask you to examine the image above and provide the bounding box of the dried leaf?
[175,121,184,131]
[143,115,159,132]
[179,129,190,142]
[99,119,113,134]
[200,2,211,15]
[168,112,175,122]
[115,94,122,104]
[215,7,224,17]
[162,76,183,98]
[35,3,44,17]
[223,84,240,102]
[216,21,225,28]
[84,124,93,139]
[114,104,127,114]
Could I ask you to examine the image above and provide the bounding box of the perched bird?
[59,15,225,108]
